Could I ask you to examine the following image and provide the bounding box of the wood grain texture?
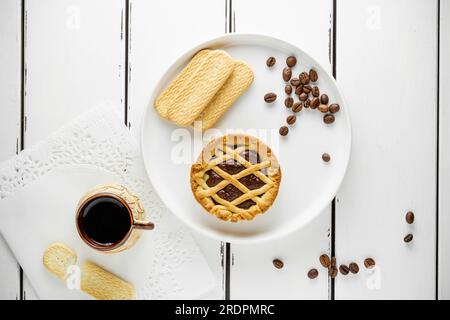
[0,0,22,300]
[24,0,125,145]
[229,0,333,299]
[126,0,227,299]
[21,0,126,298]
[439,0,450,300]
[335,0,437,299]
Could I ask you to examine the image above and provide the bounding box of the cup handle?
[133,220,155,230]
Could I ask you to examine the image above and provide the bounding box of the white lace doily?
[0,104,216,299]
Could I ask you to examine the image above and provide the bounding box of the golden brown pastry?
[190,134,281,222]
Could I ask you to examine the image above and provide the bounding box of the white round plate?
[141,34,351,243]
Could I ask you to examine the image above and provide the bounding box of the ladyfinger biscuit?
[155,49,211,118]
[81,261,135,300]
[195,61,254,130]
[167,50,235,126]
[43,243,77,281]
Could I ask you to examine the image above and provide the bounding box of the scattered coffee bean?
[292,102,303,113]
[287,115,297,125]
[303,85,312,94]
[304,99,311,109]
[264,92,277,103]
[290,78,301,87]
[323,114,335,124]
[299,93,308,101]
[349,262,359,274]
[266,56,276,67]
[299,72,310,85]
[285,97,294,108]
[308,268,319,279]
[309,69,318,82]
[319,254,331,268]
[285,85,292,95]
[279,126,289,136]
[312,86,320,97]
[310,97,320,109]
[318,104,329,113]
[329,104,340,113]
[286,56,297,67]
[404,234,414,243]
[320,94,329,104]
[364,258,376,269]
[329,266,338,279]
[273,259,284,269]
[406,211,415,224]
[295,85,303,95]
[339,264,350,275]
[283,67,292,82]
[322,153,331,162]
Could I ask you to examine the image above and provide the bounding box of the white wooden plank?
[0,0,22,300]
[230,207,331,299]
[230,0,332,299]
[22,0,126,298]
[24,0,125,146]
[439,0,450,300]
[336,0,437,299]
[127,0,227,299]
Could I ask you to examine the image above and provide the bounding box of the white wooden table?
[0,0,448,300]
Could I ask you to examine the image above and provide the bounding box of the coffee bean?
[283,67,292,82]
[319,254,331,268]
[310,97,320,109]
[299,93,308,101]
[406,211,415,224]
[364,258,376,269]
[322,153,331,162]
[312,86,320,97]
[323,114,335,124]
[308,268,319,279]
[292,102,303,113]
[329,266,338,279]
[331,256,336,267]
[404,234,414,243]
[264,92,277,103]
[295,85,303,95]
[286,56,297,67]
[290,78,301,87]
[318,104,329,113]
[320,94,329,104]
[349,262,359,274]
[339,264,350,275]
[285,85,292,95]
[287,115,296,125]
[279,126,289,136]
[303,85,312,94]
[273,259,284,269]
[299,72,310,85]
[266,56,276,67]
[304,99,311,109]
[285,97,294,108]
[309,69,318,82]
[329,103,340,113]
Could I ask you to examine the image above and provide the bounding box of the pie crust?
[190,134,281,222]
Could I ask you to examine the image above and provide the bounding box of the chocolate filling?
[238,174,265,190]
[204,145,267,209]
[217,159,246,175]
[205,170,223,187]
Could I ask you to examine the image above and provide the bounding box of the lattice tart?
[190,135,281,222]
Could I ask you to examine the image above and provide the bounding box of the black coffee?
[78,195,132,247]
